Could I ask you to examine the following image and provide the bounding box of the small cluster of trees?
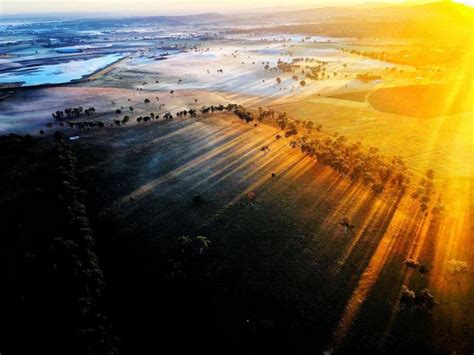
[356,73,382,83]
[200,104,226,114]
[167,235,211,280]
[198,103,256,124]
[135,114,159,123]
[404,258,428,274]
[257,107,276,121]
[114,117,129,125]
[276,113,298,137]
[305,64,328,80]
[176,109,197,118]
[277,60,298,73]
[125,109,194,124]
[269,58,331,83]
[400,285,435,311]
[231,106,254,123]
[411,169,436,212]
[163,112,174,120]
[52,106,96,120]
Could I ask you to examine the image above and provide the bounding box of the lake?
[0,53,124,87]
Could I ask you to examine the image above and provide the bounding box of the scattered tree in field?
[178,236,211,258]
[400,286,435,311]
[340,217,355,235]
[411,169,436,211]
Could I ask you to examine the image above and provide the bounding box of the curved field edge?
[367,84,473,119]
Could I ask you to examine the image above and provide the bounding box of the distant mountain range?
[3,2,471,41]
[153,2,471,23]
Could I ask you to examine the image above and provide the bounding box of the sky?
[1,0,472,15]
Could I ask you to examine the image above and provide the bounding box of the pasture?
[60,113,472,354]
[1,31,472,354]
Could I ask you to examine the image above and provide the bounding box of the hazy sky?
[1,0,472,15]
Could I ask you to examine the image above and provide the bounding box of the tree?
[300,80,306,87]
[178,235,211,257]
[276,77,281,84]
[426,169,435,180]
[340,218,355,235]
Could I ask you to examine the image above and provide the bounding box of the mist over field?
[1,1,472,354]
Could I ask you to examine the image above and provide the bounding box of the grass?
[1,111,472,353]
[328,90,371,103]
[64,113,472,353]
[367,84,473,119]
[268,89,473,179]
[1,34,472,354]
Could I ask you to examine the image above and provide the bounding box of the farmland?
[1,3,473,354]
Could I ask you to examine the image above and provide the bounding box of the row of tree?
[207,105,439,209]
[356,73,382,83]
[52,106,96,120]
[50,132,117,352]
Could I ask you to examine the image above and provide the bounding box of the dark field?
[2,112,473,353]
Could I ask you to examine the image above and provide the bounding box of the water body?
[0,53,123,86]
[55,44,113,53]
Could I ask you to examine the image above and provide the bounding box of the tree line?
[198,104,439,212]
